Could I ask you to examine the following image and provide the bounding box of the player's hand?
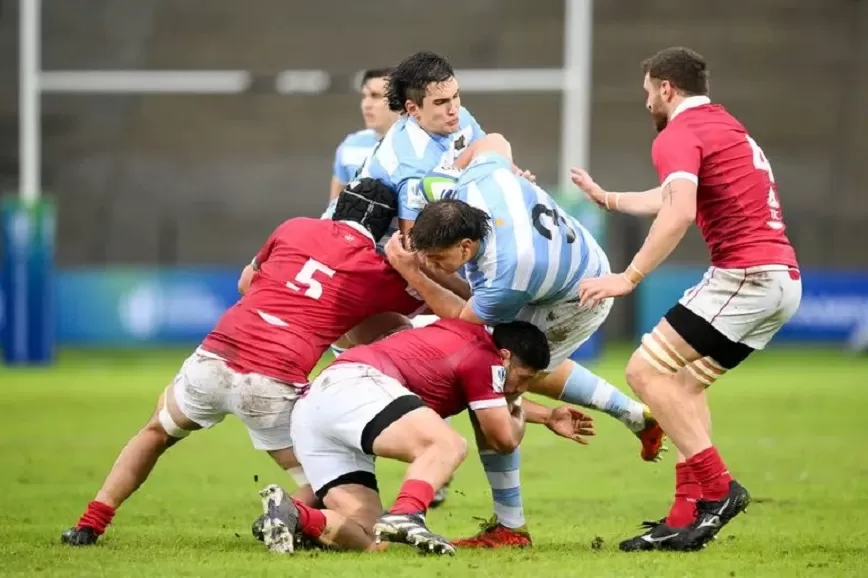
[545,406,595,445]
[570,168,607,208]
[384,232,418,273]
[579,273,635,308]
[514,166,536,183]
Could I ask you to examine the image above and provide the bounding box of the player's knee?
[423,426,468,466]
[438,431,469,469]
[625,349,658,397]
[154,403,193,442]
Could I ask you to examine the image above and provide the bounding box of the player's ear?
[499,349,512,365]
[405,99,418,118]
[460,238,474,258]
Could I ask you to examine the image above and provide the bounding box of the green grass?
[1,346,866,577]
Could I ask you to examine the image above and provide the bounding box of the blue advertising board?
[1,198,55,364]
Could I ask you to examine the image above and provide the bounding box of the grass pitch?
[1,346,866,577]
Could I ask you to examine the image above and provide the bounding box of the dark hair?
[360,67,395,88]
[386,51,455,112]
[333,178,397,242]
[409,199,491,251]
[492,321,551,371]
[641,46,709,97]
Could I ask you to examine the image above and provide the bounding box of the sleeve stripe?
[661,171,698,188]
[468,398,507,410]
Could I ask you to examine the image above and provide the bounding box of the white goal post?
[18,0,592,205]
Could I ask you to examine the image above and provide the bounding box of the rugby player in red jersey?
[572,47,801,551]
[257,319,594,555]
[61,178,427,546]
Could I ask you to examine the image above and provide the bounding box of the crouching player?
[61,179,427,546]
[256,319,594,555]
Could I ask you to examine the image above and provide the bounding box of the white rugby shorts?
[290,363,423,495]
[678,265,802,350]
[172,349,301,451]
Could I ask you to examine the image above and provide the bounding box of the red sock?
[686,446,733,502]
[388,480,435,515]
[77,500,116,536]
[665,462,702,528]
[292,499,327,539]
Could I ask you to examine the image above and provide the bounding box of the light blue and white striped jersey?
[322,128,382,219]
[358,107,485,223]
[455,153,608,325]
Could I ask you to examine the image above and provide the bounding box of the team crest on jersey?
[454,135,466,151]
[490,365,506,393]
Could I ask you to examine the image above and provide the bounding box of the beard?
[649,96,669,132]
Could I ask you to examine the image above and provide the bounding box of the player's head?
[641,46,710,132]
[409,199,490,273]
[387,51,460,136]
[360,67,399,135]
[491,321,551,396]
[333,178,398,241]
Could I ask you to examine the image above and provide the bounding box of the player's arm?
[330,139,351,200]
[570,168,663,216]
[454,133,513,170]
[471,404,525,454]
[328,177,345,201]
[460,350,525,454]
[238,223,283,294]
[456,132,533,182]
[607,187,664,216]
[390,259,482,323]
[419,264,472,300]
[237,259,258,294]
[625,132,700,281]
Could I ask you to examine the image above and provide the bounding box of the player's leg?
[619,363,712,551]
[452,408,531,549]
[523,296,665,460]
[369,403,466,555]
[408,313,454,507]
[61,353,220,545]
[224,370,321,512]
[283,364,461,554]
[256,482,381,553]
[621,267,800,551]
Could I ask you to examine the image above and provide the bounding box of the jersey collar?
[338,220,376,246]
[670,96,711,120]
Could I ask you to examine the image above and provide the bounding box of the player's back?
[334,128,380,185]
[338,319,495,417]
[660,103,798,268]
[202,218,421,384]
[457,154,608,304]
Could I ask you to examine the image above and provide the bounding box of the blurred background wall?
[0,0,866,346]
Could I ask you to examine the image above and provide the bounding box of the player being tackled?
[384,133,664,547]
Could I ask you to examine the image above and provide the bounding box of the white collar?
[338,220,375,246]
[670,96,711,120]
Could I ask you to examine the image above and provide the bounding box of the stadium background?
[0,2,867,576]
[1,0,867,352]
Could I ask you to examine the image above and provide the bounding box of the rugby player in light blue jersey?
[384,134,665,548]
[322,68,399,217]
[357,51,488,240]
[327,53,491,509]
